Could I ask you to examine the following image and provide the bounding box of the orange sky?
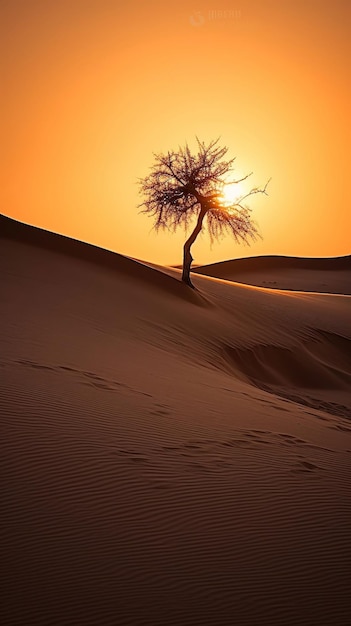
[2,0,350,265]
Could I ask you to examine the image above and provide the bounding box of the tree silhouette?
[138,138,270,288]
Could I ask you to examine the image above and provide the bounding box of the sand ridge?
[193,254,351,294]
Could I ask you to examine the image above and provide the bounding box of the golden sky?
[2,0,350,265]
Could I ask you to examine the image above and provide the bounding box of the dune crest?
[0,214,206,306]
[194,254,351,294]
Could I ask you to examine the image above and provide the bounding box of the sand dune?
[1,214,351,626]
[194,254,351,294]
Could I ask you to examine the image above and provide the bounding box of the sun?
[221,180,246,207]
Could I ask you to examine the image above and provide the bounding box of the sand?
[1,214,351,626]
[194,255,351,294]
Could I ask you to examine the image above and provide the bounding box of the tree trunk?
[182,205,207,288]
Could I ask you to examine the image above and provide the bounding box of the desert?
[2,214,351,625]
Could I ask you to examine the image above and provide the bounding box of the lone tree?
[138,138,269,288]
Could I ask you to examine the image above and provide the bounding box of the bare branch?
[225,172,253,185]
[234,178,271,205]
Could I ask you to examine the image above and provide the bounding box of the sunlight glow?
[221,180,246,207]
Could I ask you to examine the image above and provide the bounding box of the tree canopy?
[138,138,270,287]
